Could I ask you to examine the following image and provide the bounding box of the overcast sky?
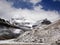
[0,0,60,22]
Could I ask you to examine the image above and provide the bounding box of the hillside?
[0,19,60,45]
[14,19,60,45]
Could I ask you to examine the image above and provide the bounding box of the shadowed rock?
[41,19,51,25]
[0,30,20,40]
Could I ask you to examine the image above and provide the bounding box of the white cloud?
[12,7,60,22]
[23,0,41,5]
[29,0,41,5]
[0,0,60,23]
[0,0,16,19]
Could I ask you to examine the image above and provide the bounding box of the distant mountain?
[10,18,33,30]
[0,18,24,40]
[0,18,52,40]
[0,18,32,40]
[0,18,21,29]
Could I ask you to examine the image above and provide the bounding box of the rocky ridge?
[14,19,60,45]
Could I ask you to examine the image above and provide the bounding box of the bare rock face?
[0,30,15,40]
[15,19,60,44]
[0,29,24,40]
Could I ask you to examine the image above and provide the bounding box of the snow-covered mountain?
[10,18,34,29]
[0,18,53,41]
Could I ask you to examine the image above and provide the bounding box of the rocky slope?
[14,19,60,45]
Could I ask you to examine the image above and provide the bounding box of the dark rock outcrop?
[41,19,51,25]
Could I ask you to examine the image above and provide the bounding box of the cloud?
[16,6,59,22]
[0,0,16,19]
[22,0,41,5]
[29,0,41,5]
[0,0,60,23]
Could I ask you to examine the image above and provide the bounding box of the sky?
[0,0,60,23]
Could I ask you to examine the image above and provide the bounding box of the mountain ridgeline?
[0,18,20,29]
